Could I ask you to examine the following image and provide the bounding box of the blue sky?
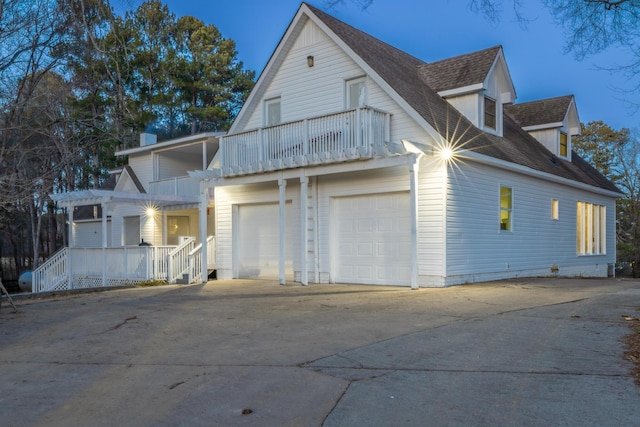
[123,0,639,130]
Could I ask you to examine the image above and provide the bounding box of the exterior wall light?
[307,55,314,67]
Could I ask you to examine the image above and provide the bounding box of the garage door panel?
[333,192,411,286]
[237,203,293,280]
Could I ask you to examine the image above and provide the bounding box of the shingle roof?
[305,3,619,194]
[418,46,501,93]
[505,95,573,128]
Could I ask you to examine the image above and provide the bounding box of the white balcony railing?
[149,176,200,197]
[220,107,390,176]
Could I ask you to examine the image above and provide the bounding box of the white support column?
[67,204,74,288]
[199,181,208,284]
[68,205,74,249]
[300,175,309,285]
[202,141,207,170]
[409,156,420,290]
[278,176,287,285]
[101,199,109,287]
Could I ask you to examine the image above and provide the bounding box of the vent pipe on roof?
[140,133,157,147]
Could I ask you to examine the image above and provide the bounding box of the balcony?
[149,176,200,197]
[220,107,391,177]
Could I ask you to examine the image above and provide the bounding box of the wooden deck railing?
[220,107,390,176]
[31,238,216,293]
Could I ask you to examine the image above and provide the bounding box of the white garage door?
[236,203,294,280]
[333,192,411,286]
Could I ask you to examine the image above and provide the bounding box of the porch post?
[278,176,286,285]
[68,204,74,288]
[199,181,208,284]
[409,155,420,290]
[300,175,308,285]
[101,199,109,287]
[68,205,74,249]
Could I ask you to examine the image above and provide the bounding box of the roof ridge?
[421,45,502,67]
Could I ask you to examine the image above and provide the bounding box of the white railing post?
[220,135,226,171]
[167,254,173,283]
[303,119,309,156]
[385,112,391,143]
[356,108,362,149]
[258,128,264,166]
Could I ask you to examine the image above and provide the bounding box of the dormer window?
[484,96,496,131]
[559,132,568,157]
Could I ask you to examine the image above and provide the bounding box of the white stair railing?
[32,247,69,293]
[166,238,195,283]
[187,236,216,284]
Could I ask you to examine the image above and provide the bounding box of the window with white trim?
[265,97,281,126]
[484,96,496,131]
[560,132,568,157]
[346,77,366,109]
[123,216,140,246]
[499,186,512,231]
[576,201,606,255]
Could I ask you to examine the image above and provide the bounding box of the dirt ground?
[625,315,640,385]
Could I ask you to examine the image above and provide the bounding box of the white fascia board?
[565,97,581,135]
[463,150,622,198]
[485,48,517,102]
[522,122,563,132]
[197,154,417,188]
[51,189,200,208]
[116,132,223,156]
[437,83,484,98]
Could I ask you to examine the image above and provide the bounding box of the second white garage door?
[236,202,294,280]
[333,192,411,286]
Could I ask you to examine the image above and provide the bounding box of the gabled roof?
[114,165,146,194]
[505,95,575,128]
[418,46,502,93]
[231,3,618,195]
[304,4,618,194]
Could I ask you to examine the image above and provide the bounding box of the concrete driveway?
[1,278,640,426]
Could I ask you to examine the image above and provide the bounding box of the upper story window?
[499,186,512,231]
[559,132,568,157]
[484,96,497,131]
[346,77,366,109]
[265,97,281,126]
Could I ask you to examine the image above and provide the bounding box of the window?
[551,199,559,220]
[123,216,140,246]
[560,132,568,157]
[576,202,606,255]
[346,77,366,109]
[499,186,512,231]
[484,96,496,130]
[265,98,281,126]
[167,216,190,246]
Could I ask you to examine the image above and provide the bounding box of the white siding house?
[192,3,620,288]
[46,3,619,292]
